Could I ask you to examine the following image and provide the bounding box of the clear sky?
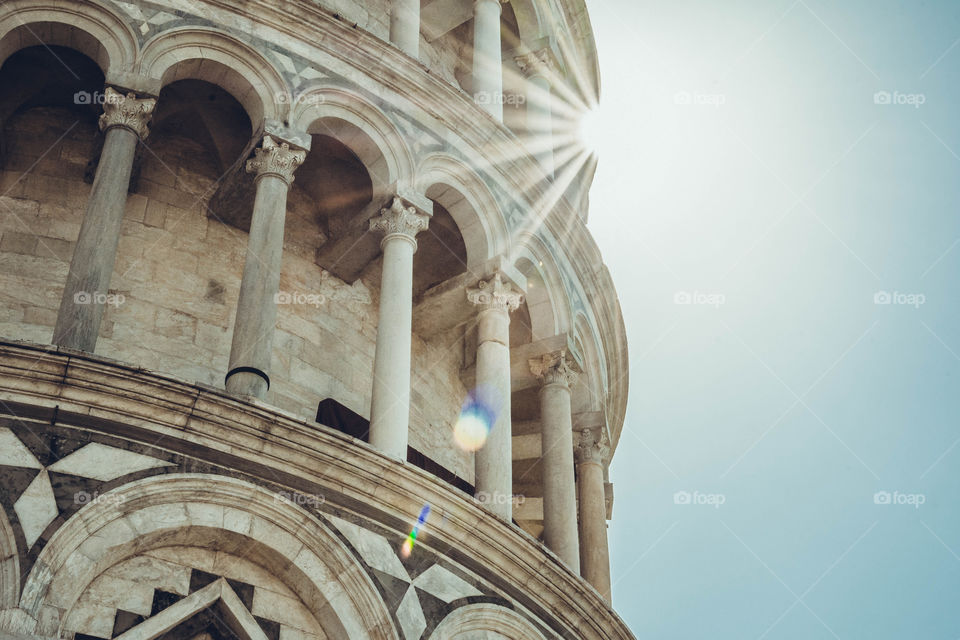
[585,1,960,637]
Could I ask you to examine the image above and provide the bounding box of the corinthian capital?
[528,349,578,387]
[99,87,155,140]
[369,196,431,241]
[467,272,523,313]
[246,136,307,185]
[514,48,557,79]
[575,427,609,466]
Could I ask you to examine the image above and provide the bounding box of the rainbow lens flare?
[453,388,498,451]
[400,504,431,559]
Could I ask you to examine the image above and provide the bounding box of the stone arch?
[507,0,548,44]
[138,27,286,128]
[0,0,137,78]
[511,233,571,339]
[429,603,546,640]
[16,474,398,640]
[0,506,18,611]
[573,312,605,412]
[415,153,507,268]
[292,86,414,195]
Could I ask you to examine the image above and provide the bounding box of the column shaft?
[472,0,504,121]
[226,137,305,399]
[369,234,417,456]
[474,306,512,519]
[540,382,580,570]
[53,88,154,352]
[528,74,554,176]
[390,0,420,58]
[577,431,612,601]
[368,197,430,458]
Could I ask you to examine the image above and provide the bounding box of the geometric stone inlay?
[412,564,483,603]
[47,443,174,481]
[13,469,58,547]
[0,427,42,468]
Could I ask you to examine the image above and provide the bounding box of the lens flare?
[400,504,431,559]
[453,389,498,451]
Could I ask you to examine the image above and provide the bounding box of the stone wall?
[0,106,472,484]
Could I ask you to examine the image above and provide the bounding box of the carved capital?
[246,136,306,185]
[369,196,430,242]
[575,427,609,466]
[514,48,557,80]
[467,272,523,313]
[528,349,578,387]
[98,87,155,139]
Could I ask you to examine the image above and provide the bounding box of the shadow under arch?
[415,153,508,269]
[429,602,547,640]
[572,312,606,413]
[138,27,287,129]
[16,474,399,640]
[0,0,137,79]
[511,233,571,340]
[292,86,414,196]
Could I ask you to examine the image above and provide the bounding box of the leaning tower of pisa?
[0,0,631,637]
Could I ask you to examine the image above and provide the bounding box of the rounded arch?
[292,86,414,194]
[0,0,137,76]
[0,506,18,611]
[138,27,286,128]
[415,153,507,268]
[430,603,547,640]
[507,0,547,43]
[17,474,398,640]
[511,233,571,339]
[573,311,606,413]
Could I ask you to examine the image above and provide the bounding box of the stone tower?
[0,0,631,638]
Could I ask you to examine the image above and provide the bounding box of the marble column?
[472,0,504,121]
[53,87,155,352]
[515,49,556,177]
[390,0,420,58]
[225,136,306,399]
[576,427,612,601]
[368,196,431,458]
[468,272,523,520]
[530,350,580,571]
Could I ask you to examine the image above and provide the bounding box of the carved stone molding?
[245,135,307,185]
[369,196,430,242]
[98,86,155,140]
[529,349,578,387]
[467,272,523,313]
[575,427,609,466]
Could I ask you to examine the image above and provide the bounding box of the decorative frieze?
[98,86,156,140]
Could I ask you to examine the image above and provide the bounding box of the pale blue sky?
[586,1,960,637]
